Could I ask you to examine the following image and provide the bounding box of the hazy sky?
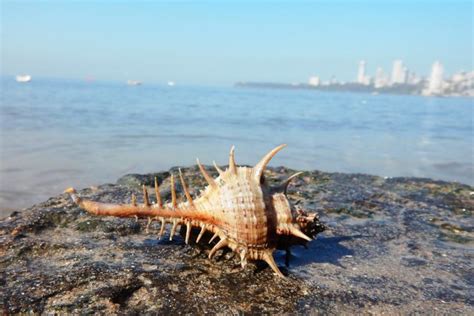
[2,1,472,85]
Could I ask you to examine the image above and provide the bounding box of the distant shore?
[235,81,474,97]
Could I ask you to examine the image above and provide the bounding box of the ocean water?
[1,77,473,214]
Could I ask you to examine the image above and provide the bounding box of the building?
[357,60,366,84]
[391,60,408,84]
[308,76,321,87]
[426,61,444,95]
[445,70,474,96]
[357,60,371,85]
[407,72,422,85]
[451,71,467,83]
[374,67,388,88]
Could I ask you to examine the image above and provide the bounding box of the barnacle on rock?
[65,145,325,277]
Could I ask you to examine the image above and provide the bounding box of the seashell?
[65,144,325,277]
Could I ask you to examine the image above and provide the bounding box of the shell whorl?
[65,144,320,277]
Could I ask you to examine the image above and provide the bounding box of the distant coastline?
[235,81,473,97]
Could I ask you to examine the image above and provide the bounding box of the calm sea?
[1,77,473,214]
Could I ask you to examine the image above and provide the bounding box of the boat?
[167,81,175,86]
[127,80,142,86]
[15,75,32,83]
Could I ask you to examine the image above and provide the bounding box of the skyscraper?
[357,60,366,84]
[391,60,407,84]
[427,61,444,95]
[374,67,387,88]
[357,60,371,85]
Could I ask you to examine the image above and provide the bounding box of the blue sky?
[2,1,472,85]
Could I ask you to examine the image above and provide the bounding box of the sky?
[1,0,472,85]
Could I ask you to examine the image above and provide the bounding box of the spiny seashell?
[65,144,325,277]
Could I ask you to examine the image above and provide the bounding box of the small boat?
[16,75,32,83]
[167,81,175,87]
[127,80,142,86]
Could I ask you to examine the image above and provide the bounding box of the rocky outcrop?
[1,167,473,314]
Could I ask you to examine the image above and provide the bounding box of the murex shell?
[65,144,325,277]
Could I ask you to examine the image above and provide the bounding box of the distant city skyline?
[306,58,473,96]
[2,1,472,85]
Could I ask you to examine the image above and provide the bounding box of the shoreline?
[1,167,472,219]
[235,81,474,98]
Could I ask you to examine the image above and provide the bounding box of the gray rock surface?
[1,166,473,314]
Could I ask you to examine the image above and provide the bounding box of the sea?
[1,77,473,215]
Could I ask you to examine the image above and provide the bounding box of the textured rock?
[1,167,473,314]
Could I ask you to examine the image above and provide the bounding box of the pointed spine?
[178,168,194,207]
[169,219,178,241]
[196,224,206,243]
[209,231,219,244]
[208,238,228,259]
[154,177,162,207]
[240,248,248,268]
[197,159,217,189]
[289,225,312,241]
[228,145,237,174]
[282,172,303,194]
[158,217,166,239]
[145,216,152,233]
[170,174,177,209]
[253,144,287,182]
[213,161,224,176]
[262,251,284,277]
[142,185,150,207]
[185,221,191,244]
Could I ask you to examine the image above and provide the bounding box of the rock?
[116,172,170,189]
[1,167,473,314]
